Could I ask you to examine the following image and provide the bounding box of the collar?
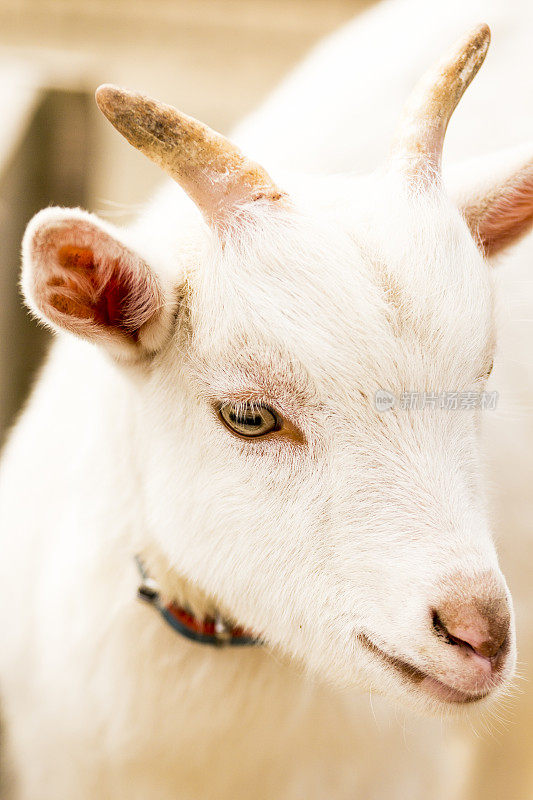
[135,556,260,648]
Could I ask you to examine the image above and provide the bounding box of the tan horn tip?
[95,83,119,112]
[461,23,491,74]
[95,84,135,122]
[446,22,491,98]
[94,83,169,157]
[471,22,491,51]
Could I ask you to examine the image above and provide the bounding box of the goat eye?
[219,403,279,438]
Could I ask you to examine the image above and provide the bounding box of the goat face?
[135,176,513,712]
[23,25,533,712]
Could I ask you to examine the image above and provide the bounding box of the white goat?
[1,0,533,797]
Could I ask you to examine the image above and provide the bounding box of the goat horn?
[95,84,283,224]
[390,24,490,184]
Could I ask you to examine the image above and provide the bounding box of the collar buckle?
[134,556,260,649]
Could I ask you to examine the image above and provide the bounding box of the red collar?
[135,557,259,648]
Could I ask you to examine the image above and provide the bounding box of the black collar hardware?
[135,556,260,648]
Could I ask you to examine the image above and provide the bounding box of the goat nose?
[432,593,510,663]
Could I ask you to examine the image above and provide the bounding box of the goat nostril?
[432,610,462,647]
[430,606,509,663]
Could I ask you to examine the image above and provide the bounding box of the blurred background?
[0,0,370,444]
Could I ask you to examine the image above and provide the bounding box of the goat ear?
[448,144,533,258]
[22,208,174,359]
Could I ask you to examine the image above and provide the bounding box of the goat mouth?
[358,634,490,705]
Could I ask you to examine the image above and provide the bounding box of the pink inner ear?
[49,245,140,341]
[479,170,533,256]
[31,219,164,346]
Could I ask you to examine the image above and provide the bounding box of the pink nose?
[432,584,510,668]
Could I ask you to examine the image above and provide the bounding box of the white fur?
[1,0,532,798]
